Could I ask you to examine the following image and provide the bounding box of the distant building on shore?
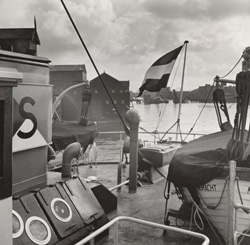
[188,84,237,103]
[89,72,130,131]
[50,67,130,132]
[130,84,237,103]
[50,64,87,122]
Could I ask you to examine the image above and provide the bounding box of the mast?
[176,40,189,141]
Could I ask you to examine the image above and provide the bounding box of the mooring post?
[228,160,236,245]
[125,109,140,193]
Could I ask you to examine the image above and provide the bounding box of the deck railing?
[234,203,250,245]
[97,130,205,161]
[75,216,210,245]
[97,130,206,191]
[99,130,205,143]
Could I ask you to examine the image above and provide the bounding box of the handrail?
[98,130,206,137]
[108,180,129,192]
[75,216,210,245]
[234,203,250,245]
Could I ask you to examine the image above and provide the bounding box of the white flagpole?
[176,40,189,141]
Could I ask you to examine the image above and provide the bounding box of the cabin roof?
[0,28,40,44]
[50,64,86,73]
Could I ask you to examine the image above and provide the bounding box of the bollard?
[61,142,81,178]
[125,109,140,193]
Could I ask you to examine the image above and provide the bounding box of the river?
[133,100,237,142]
[95,101,238,162]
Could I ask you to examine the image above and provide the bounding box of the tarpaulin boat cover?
[52,120,98,152]
[167,129,234,188]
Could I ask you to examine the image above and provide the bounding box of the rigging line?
[156,46,185,131]
[183,55,242,141]
[219,55,243,79]
[155,102,167,130]
[169,47,184,90]
[160,120,179,141]
[91,81,112,101]
[155,103,168,130]
[60,0,129,135]
[90,81,128,113]
[139,127,161,140]
[155,106,163,130]
[183,81,216,142]
[176,121,184,142]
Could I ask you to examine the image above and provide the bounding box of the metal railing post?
[234,203,250,244]
[114,221,119,244]
[228,160,236,245]
[117,131,123,192]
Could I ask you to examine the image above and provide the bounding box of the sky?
[1,0,250,92]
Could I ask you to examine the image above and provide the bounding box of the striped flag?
[138,45,183,97]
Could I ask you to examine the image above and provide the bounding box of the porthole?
[12,210,24,238]
[50,197,72,222]
[25,216,51,245]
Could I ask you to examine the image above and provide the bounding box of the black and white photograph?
[0,0,250,244]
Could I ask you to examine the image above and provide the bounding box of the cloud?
[0,0,250,92]
[142,0,250,21]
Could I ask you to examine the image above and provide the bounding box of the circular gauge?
[12,210,24,238]
[50,197,72,222]
[25,216,51,245]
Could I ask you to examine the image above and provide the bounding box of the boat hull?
[183,167,250,243]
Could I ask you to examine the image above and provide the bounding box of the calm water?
[96,101,239,162]
[133,101,237,142]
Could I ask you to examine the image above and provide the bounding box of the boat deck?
[48,163,224,245]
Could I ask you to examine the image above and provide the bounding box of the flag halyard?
[138,45,183,97]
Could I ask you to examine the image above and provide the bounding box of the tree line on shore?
[130,84,237,103]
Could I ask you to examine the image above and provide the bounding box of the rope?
[160,120,179,142]
[90,81,112,101]
[60,0,130,135]
[219,55,243,79]
[183,55,242,141]
[139,127,161,140]
[163,180,171,225]
[183,81,215,141]
[193,207,204,230]
[226,72,250,161]
[197,177,228,210]
[213,87,232,131]
[191,201,225,245]
[169,48,185,90]
[155,103,167,130]
[176,120,184,142]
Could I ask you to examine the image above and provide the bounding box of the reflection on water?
[136,102,236,135]
[96,102,238,162]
